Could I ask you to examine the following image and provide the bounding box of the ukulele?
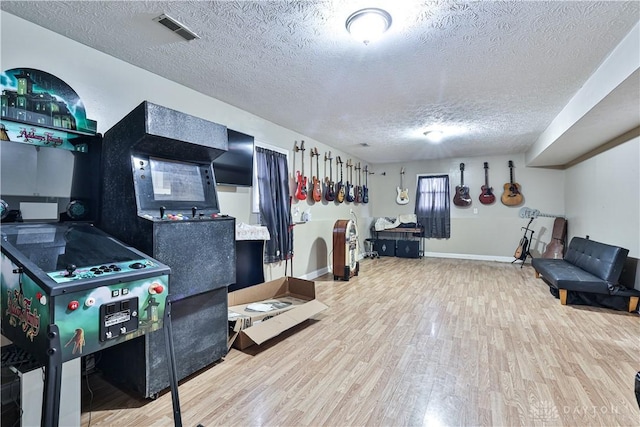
[362,165,370,204]
[396,167,409,205]
[324,151,335,202]
[354,163,362,203]
[501,160,523,206]
[478,162,495,205]
[311,147,322,202]
[345,159,355,202]
[453,163,472,207]
[514,217,534,262]
[294,141,307,201]
[336,157,345,203]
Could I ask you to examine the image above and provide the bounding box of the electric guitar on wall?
[479,162,496,205]
[311,147,322,202]
[396,167,409,205]
[501,160,523,206]
[354,163,363,203]
[362,165,370,204]
[345,159,355,202]
[324,151,335,202]
[453,162,472,207]
[336,157,345,203]
[294,141,307,201]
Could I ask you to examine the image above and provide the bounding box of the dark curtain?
[255,147,293,263]
[414,174,450,238]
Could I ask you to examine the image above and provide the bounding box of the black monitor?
[212,129,254,187]
[131,155,219,216]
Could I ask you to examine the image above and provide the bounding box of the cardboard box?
[227,277,328,350]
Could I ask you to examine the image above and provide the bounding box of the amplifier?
[397,240,420,258]
[374,239,396,257]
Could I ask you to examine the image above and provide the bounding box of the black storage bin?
[374,239,396,257]
[397,240,420,258]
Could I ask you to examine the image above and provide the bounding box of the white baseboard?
[423,252,517,263]
[302,266,331,281]
[304,253,519,281]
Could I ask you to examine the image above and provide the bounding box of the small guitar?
[311,147,322,202]
[354,163,362,203]
[345,160,355,202]
[478,162,495,205]
[453,163,472,207]
[501,160,523,206]
[396,167,409,205]
[294,141,307,201]
[324,151,335,202]
[514,217,533,260]
[362,165,370,204]
[336,157,345,203]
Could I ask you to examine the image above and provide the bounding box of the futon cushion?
[564,237,628,283]
[532,259,612,293]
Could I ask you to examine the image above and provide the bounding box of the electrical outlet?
[350,209,354,215]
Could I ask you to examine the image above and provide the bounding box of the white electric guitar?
[396,167,409,205]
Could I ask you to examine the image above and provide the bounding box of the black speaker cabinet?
[397,240,420,258]
[374,239,396,257]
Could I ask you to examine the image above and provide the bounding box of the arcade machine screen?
[132,155,219,218]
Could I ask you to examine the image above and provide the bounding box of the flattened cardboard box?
[228,277,327,350]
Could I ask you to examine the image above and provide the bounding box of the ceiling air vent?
[153,14,200,41]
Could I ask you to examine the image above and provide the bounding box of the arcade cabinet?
[98,101,235,398]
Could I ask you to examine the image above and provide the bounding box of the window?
[414,174,450,238]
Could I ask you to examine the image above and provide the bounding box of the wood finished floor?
[80,257,640,426]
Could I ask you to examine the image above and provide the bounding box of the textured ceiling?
[2,1,639,165]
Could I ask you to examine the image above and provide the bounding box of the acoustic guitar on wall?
[396,167,409,205]
[501,160,523,206]
[478,162,495,205]
[453,162,472,207]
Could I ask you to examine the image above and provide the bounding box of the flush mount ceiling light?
[424,130,444,143]
[345,8,392,45]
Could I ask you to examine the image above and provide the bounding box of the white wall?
[565,137,640,258]
[369,152,565,259]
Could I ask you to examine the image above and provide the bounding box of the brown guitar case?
[542,217,567,259]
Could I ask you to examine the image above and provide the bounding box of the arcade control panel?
[47,259,162,283]
[0,223,170,363]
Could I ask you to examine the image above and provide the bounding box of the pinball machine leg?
[42,324,62,427]
[164,298,183,427]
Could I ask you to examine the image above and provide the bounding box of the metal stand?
[512,228,534,268]
[164,298,183,427]
[363,238,379,259]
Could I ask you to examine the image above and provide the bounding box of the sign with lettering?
[0,68,97,151]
